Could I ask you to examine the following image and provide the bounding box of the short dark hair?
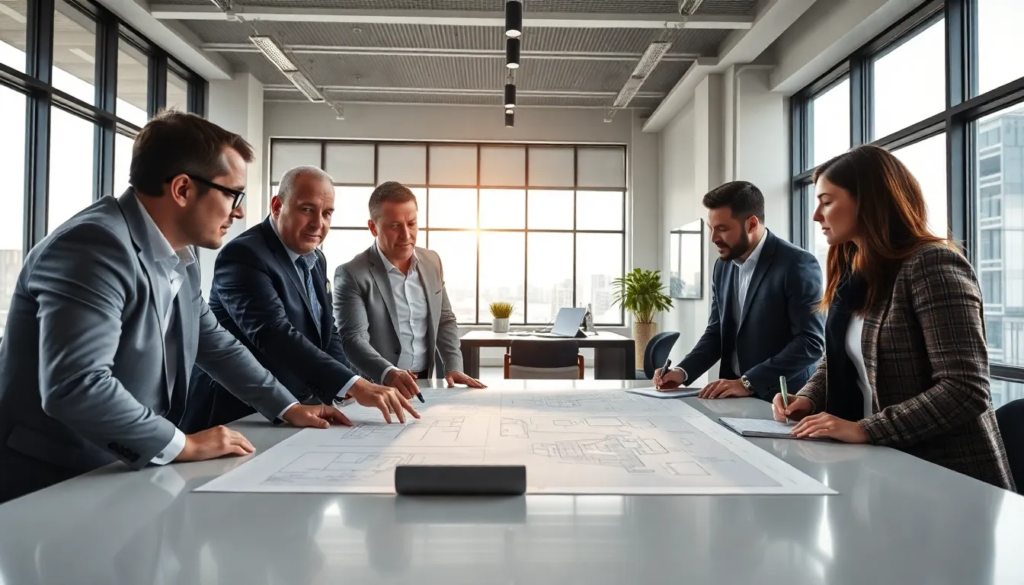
[129,110,254,196]
[702,181,765,223]
[369,181,418,222]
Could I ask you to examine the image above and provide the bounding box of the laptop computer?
[532,307,587,338]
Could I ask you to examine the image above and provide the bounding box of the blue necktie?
[296,255,323,333]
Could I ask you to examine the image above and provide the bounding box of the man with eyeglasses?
[0,111,351,503]
[183,166,418,432]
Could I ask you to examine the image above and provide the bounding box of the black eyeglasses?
[182,175,246,210]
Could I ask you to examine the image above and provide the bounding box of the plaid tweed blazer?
[798,244,1014,490]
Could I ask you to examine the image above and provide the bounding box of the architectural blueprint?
[196,389,836,495]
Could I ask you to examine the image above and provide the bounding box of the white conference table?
[1,379,1023,585]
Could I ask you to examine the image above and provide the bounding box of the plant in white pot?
[489,302,514,333]
[612,268,674,369]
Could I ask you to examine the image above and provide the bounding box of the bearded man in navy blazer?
[185,166,418,431]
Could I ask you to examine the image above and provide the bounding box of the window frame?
[790,0,1024,388]
[0,0,208,253]
[269,139,629,327]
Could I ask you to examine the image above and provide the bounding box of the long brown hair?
[813,145,951,313]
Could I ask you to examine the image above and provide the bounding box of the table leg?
[594,343,634,380]
[462,344,481,378]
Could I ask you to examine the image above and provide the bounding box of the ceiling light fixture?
[505,111,515,128]
[505,108,514,114]
[505,0,522,38]
[504,83,516,108]
[677,0,705,15]
[285,70,325,102]
[249,35,297,72]
[612,41,671,108]
[506,38,520,69]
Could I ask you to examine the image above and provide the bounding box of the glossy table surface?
[2,379,1023,585]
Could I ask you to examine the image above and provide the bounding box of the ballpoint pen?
[779,375,790,424]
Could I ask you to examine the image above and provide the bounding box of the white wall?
[263,102,657,367]
[200,72,264,296]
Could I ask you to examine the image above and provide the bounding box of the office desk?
[2,380,1022,585]
[460,331,636,379]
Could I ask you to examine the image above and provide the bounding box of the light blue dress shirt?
[375,242,430,382]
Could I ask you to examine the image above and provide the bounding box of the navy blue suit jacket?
[191,217,357,416]
[679,230,825,401]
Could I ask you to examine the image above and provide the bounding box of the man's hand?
[772,394,814,423]
[176,426,255,462]
[698,379,752,399]
[445,370,486,388]
[385,368,420,400]
[281,404,352,429]
[348,379,421,424]
[654,368,684,390]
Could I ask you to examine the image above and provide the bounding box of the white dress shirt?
[845,315,874,418]
[269,220,360,398]
[130,197,194,465]
[376,242,430,382]
[674,231,768,385]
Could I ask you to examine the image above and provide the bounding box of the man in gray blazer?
[0,111,347,503]
[334,181,485,398]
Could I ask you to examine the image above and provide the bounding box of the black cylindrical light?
[506,37,520,69]
[504,83,516,108]
[505,0,522,38]
[505,111,515,127]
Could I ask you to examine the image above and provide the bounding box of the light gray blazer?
[333,245,463,381]
[0,190,295,480]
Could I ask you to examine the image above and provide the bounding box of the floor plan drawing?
[197,389,837,496]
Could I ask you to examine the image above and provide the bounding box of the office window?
[975,0,1024,97]
[117,39,149,126]
[982,271,1003,305]
[47,107,96,233]
[1006,322,1024,368]
[167,70,188,111]
[0,85,26,336]
[987,317,1004,349]
[891,134,948,237]
[980,229,1002,261]
[990,380,1024,409]
[979,185,1002,219]
[0,0,26,72]
[871,19,945,139]
[809,78,850,168]
[275,141,627,325]
[807,184,829,282]
[114,132,133,197]
[979,155,1001,176]
[52,0,97,105]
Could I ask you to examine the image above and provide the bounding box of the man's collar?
[733,229,768,268]
[268,216,304,264]
[130,193,194,267]
[374,240,417,274]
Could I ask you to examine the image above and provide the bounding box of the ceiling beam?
[149,5,754,29]
[643,0,818,132]
[263,85,666,99]
[202,43,700,62]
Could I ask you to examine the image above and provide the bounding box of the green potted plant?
[489,302,514,333]
[612,268,673,369]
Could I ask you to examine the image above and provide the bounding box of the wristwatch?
[739,376,753,394]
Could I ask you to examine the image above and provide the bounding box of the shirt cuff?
[336,375,361,399]
[381,365,398,384]
[277,401,300,421]
[151,428,187,465]
[672,367,688,384]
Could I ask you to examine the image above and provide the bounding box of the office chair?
[637,331,680,379]
[996,398,1024,493]
[504,340,584,380]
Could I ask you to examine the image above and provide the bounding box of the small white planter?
[491,317,510,333]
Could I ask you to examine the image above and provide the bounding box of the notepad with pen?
[718,417,832,441]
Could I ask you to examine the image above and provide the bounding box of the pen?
[660,357,673,387]
[416,392,425,403]
[779,375,790,424]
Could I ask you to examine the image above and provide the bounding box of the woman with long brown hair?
[773,144,1014,490]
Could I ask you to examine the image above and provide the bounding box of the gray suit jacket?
[0,190,295,486]
[333,245,462,381]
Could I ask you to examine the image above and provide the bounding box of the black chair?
[996,398,1024,492]
[636,331,680,379]
[504,340,583,379]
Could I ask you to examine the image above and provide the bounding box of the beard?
[717,230,751,262]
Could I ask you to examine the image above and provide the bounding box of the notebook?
[718,417,831,441]
[626,387,701,399]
